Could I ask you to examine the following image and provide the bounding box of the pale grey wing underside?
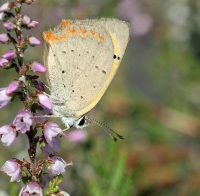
[98,18,130,60]
[44,20,114,117]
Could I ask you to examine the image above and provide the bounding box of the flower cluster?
[0,1,74,195]
[117,0,152,37]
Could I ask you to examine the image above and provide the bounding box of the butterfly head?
[61,115,90,129]
[74,116,90,129]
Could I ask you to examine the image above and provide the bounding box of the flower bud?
[0,34,10,43]
[0,2,14,12]
[22,15,31,25]
[32,78,45,91]
[0,88,11,109]
[3,22,15,31]
[0,58,8,67]
[30,61,46,73]
[6,80,19,94]
[38,94,52,110]
[2,49,16,60]
[28,36,41,46]
[28,20,39,28]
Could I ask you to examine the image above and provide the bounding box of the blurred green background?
[1,0,200,195]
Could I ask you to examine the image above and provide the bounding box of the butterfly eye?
[78,116,85,126]
[74,116,90,129]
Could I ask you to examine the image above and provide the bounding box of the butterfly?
[43,18,130,139]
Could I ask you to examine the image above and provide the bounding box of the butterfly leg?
[44,84,51,90]
[32,115,61,118]
[62,125,70,132]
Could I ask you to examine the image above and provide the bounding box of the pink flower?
[0,58,8,67]
[22,15,31,25]
[41,138,60,156]
[0,12,6,21]
[0,34,10,43]
[33,79,45,91]
[48,156,72,175]
[130,13,152,37]
[0,159,22,182]
[0,88,11,109]
[31,62,46,73]
[117,0,152,37]
[3,21,15,30]
[67,129,87,143]
[0,125,17,146]
[2,49,16,60]
[19,182,43,196]
[13,110,33,134]
[6,80,19,94]
[28,21,39,28]
[0,2,14,12]
[117,0,138,20]
[28,36,41,46]
[38,94,52,110]
[44,122,62,146]
[34,106,51,123]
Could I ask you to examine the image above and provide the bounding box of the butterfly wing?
[43,19,130,119]
[98,18,130,63]
[70,19,130,117]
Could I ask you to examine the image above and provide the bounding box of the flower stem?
[27,129,37,180]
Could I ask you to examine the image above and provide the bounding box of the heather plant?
[0,1,72,195]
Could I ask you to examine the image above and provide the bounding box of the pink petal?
[10,167,21,182]
[2,49,16,60]
[38,94,52,109]
[0,34,9,43]
[29,36,41,46]
[6,81,19,94]
[31,61,46,73]
[22,15,31,25]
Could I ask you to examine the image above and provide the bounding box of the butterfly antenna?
[86,117,124,142]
